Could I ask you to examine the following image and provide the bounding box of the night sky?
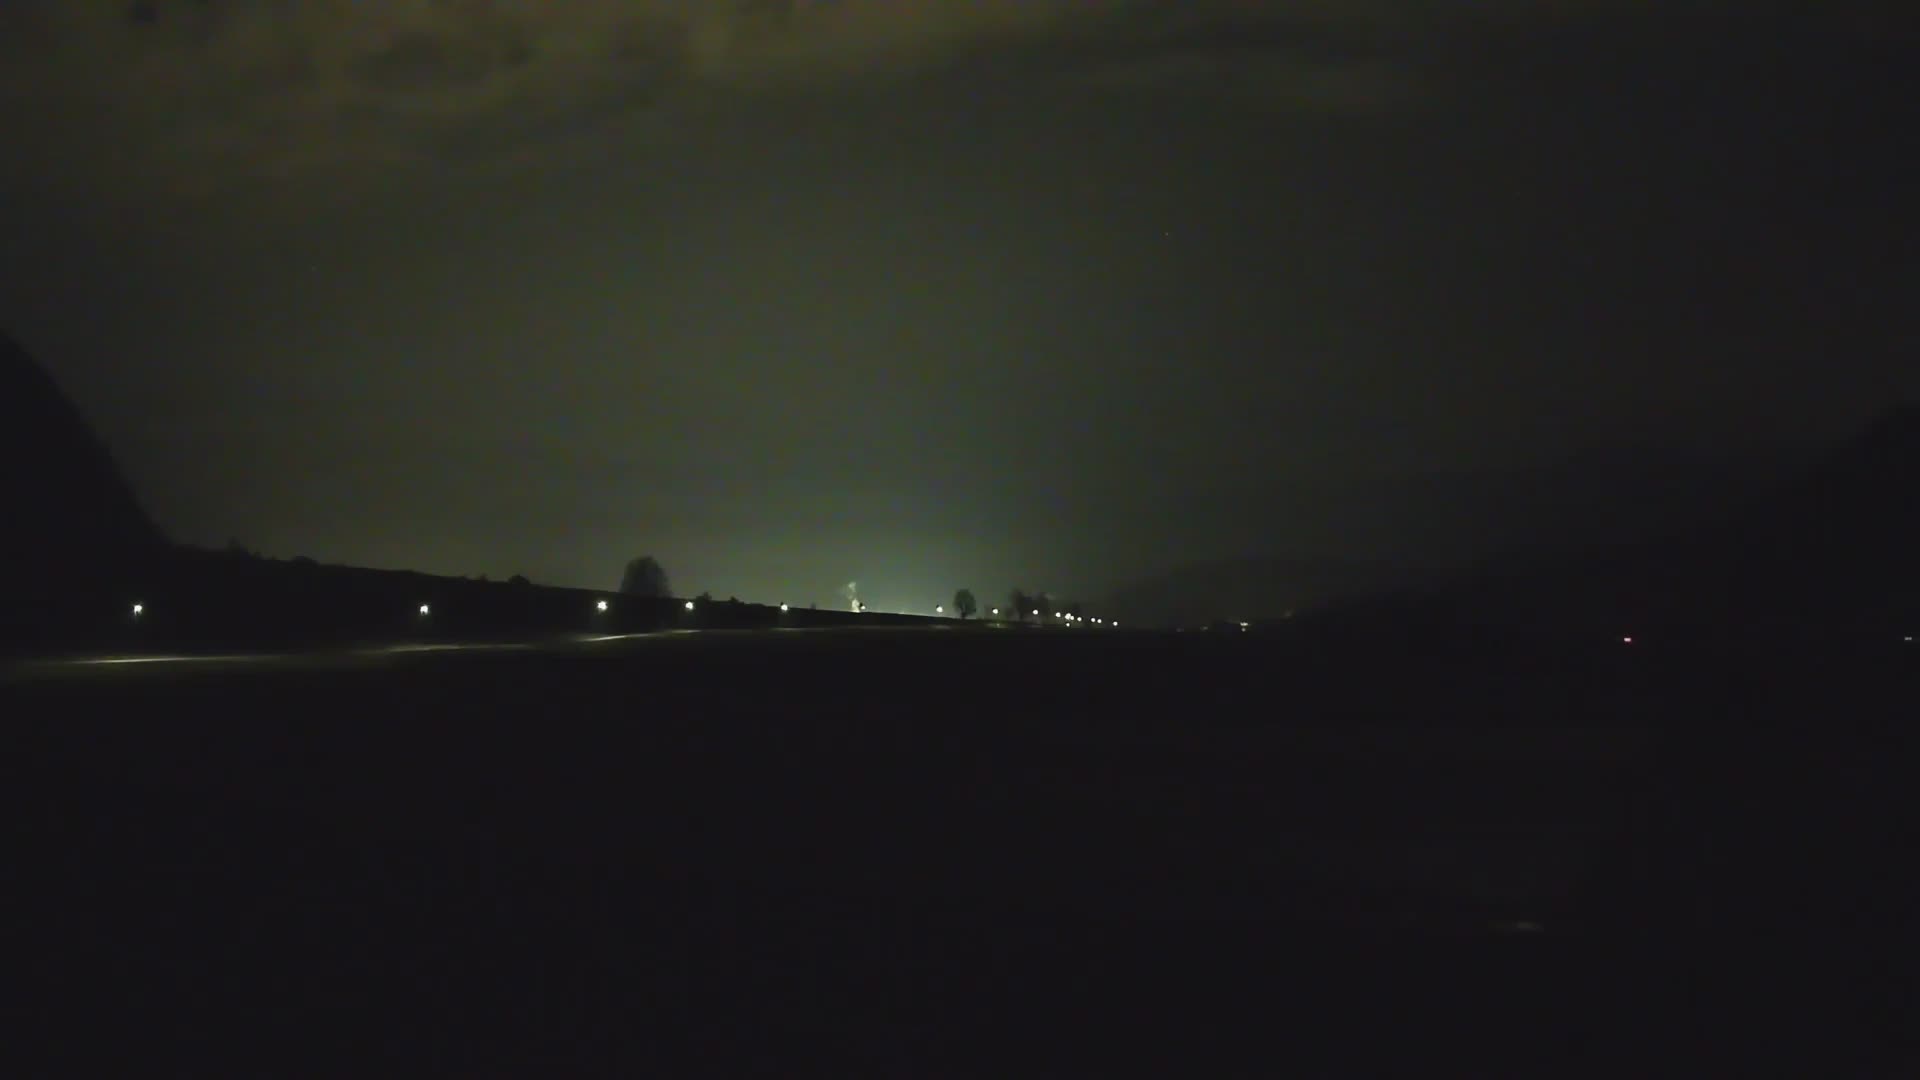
[2,2,1914,615]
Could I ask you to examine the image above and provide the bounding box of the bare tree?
[953,588,978,620]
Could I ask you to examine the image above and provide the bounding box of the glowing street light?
[780,603,790,612]
[596,599,609,612]
[130,602,144,617]
[936,605,944,614]
[1032,610,1039,617]
[1621,636,1634,645]
[991,608,1000,616]
[418,603,431,616]
[685,600,696,611]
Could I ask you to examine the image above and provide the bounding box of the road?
[2,623,966,681]
[6,626,1908,1073]
[9,626,1659,932]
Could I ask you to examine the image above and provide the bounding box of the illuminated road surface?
[1,625,953,681]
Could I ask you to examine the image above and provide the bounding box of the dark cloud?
[1,1,1915,606]
[4,1,1910,205]
[0,1,1079,202]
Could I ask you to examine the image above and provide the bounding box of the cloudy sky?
[2,1,1915,612]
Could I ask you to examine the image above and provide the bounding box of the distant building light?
[1240,621,1250,630]
[419,604,431,616]
[685,600,695,611]
[991,608,1000,616]
[596,599,609,612]
[131,602,144,617]
[781,603,790,612]
[1622,636,1634,645]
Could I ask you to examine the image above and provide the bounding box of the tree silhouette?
[620,556,670,598]
[1009,589,1032,622]
[953,588,978,620]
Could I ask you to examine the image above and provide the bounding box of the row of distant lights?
[130,599,786,618]
[119,603,1914,643]
[969,606,1117,628]
[437,598,796,615]
[132,597,1093,624]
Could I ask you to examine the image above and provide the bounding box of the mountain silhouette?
[1311,405,1920,643]
[1,330,164,636]
[1690,403,1920,629]
[1099,448,1797,628]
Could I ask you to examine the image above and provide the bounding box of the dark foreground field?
[5,629,1912,1074]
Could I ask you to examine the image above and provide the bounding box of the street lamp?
[781,603,790,612]
[936,605,944,614]
[991,608,999,616]
[130,602,144,617]
[418,603,431,616]
[685,600,696,611]
[596,599,609,612]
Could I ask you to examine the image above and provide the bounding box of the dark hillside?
[0,331,166,645]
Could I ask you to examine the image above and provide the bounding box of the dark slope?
[1302,406,1920,645]
[0,331,165,640]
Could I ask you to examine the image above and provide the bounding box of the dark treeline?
[7,545,948,657]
